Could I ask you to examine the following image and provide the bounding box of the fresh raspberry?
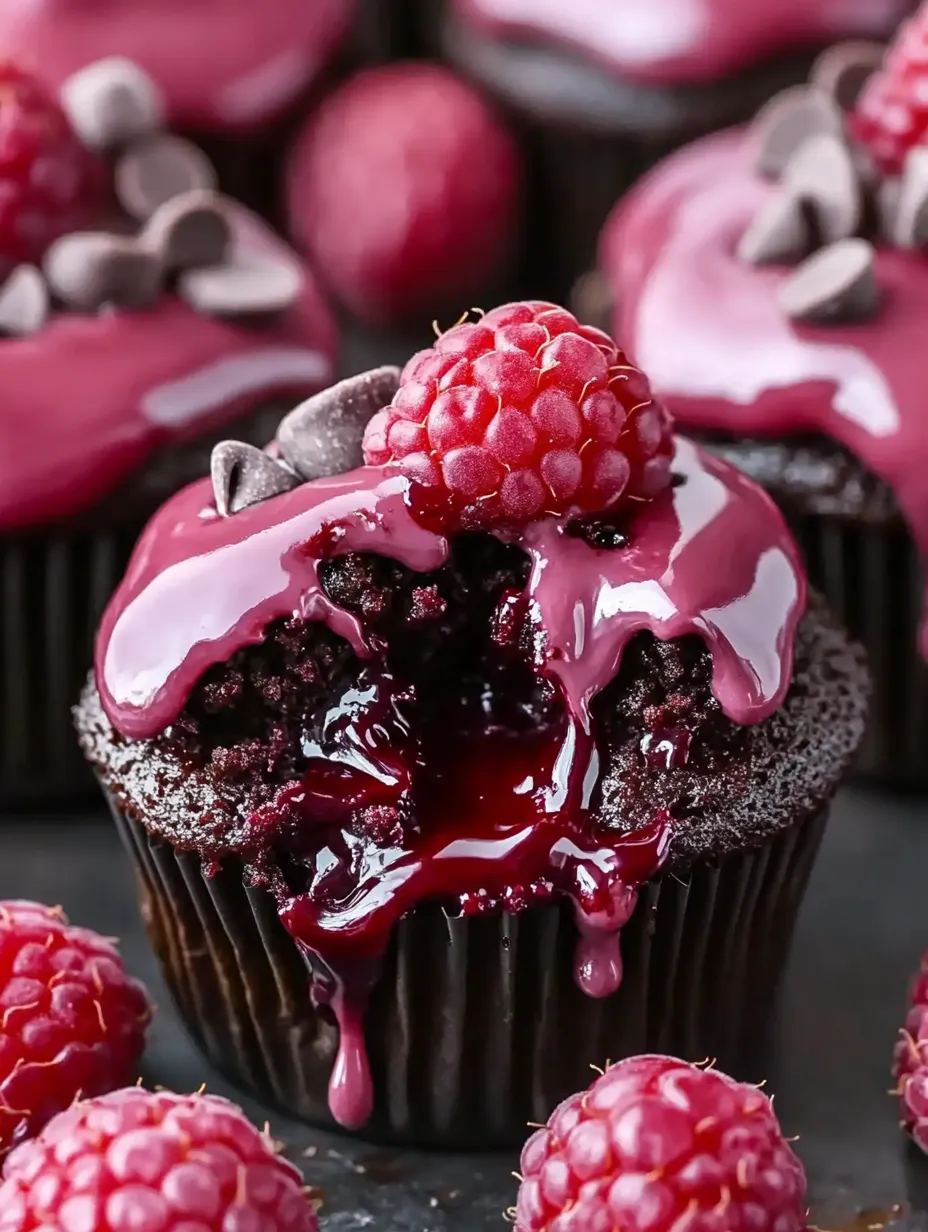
[893,948,928,1152]
[362,301,674,529]
[850,6,928,173]
[514,1055,807,1232]
[0,63,103,267]
[285,63,522,324]
[0,901,151,1154]
[0,1087,317,1232]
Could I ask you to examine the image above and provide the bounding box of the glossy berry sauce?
[96,437,804,1127]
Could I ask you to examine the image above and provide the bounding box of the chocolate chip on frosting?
[0,266,49,337]
[737,192,811,265]
[177,256,301,318]
[116,135,217,222]
[753,86,844,179]
[211,441,300,517]
[277,367,401,481]
[142,191,233,271]
[44,233,163,311]
[778,238,879,323]
[784,133,861,243]
[888,147,928,249]
[809,41,885,111]
[61,57,165,151]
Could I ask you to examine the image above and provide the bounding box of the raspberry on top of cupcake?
[0,0,355,133]
[600,5,928,657]
[451,0,912,86]
[78,302,867,1134]
[0,57,336,534]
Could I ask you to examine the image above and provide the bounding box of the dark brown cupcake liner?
[789,510,927,788]
[0,526,142,808]
[109,790,828,1148]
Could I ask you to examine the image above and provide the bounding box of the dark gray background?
[2,788,927,1230]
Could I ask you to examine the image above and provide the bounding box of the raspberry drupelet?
[0,1087,318,1232]
[514,1054,808,1232]
[0,901,151,1153]
[894,948,928,1153]
[0,62,103,267]
[362,301,674,531]
[851,1,928,174]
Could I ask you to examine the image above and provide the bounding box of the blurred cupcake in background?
[441,0,914,296]
[0,56,337,805]
[0,0,358,217]
[285,62,524,363]
[594,3,928,785]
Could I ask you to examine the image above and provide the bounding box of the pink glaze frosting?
[452,0,911,85]
[0,0,356,131]
[601,127,928,652]
[0,207,337,534]
[95,433,804,1128]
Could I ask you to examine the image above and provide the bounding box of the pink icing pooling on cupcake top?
[0,209,337,533]
[97,436,804,741]
[600,126,928,652]
[452,0,911,84]
[0,0,355,130]
[94,429,804,1129]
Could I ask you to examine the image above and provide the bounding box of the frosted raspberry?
[362,301,674,530]
[0,1087,317,1232]
[514,1054,808,1232]
[850,7,928,173]
[0,901,151,1154]
[894,948,928,1153]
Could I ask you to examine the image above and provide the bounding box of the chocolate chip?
[778,238,879,323]
[0,266,49,337]
[784,133,861,242]
[211,441,300,516]
[61,57,164,151]
[177,256,301,318]
[115,135,217,221]
[44,233,163,311]
[810,40,884,111]
[142,191,233,270]
[753,86,844,179]
[277,367,401,481]
[569,270,614,334]
[889,147,928,248]
[737,192,811,265]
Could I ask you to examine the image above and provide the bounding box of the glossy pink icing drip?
[0,0,356,130]
[0,207,337,533]
[453,0,911,84]
[97,437,804,739]
[601,127,928,654]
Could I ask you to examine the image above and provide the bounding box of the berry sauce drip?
[604,127,928,658]
[451,0,909,86]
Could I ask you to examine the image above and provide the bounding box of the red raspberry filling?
[851,12,928,174]
[514,1054,808,1232]
[363,301,674,530]
[0,62,103,268]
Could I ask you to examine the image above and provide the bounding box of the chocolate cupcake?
[442,0,913,296]
[596,12,928,786]
[76,302,867,1146]
[0,0,356,219]
[0,58,338,805]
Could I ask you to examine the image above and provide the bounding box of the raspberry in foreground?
[513,1054,807,1232]
[362,301,674,530]
[0,900,151,1153]
[0,1087,318,1232]
[893,948,928,1152]
[0,63,103,267]
[286,63,522,324]
[850,5,928,173]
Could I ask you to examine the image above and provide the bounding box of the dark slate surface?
[2,789,928,1232]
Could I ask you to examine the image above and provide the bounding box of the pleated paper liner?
[110,791,827,1149]
[790,511,927,787]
